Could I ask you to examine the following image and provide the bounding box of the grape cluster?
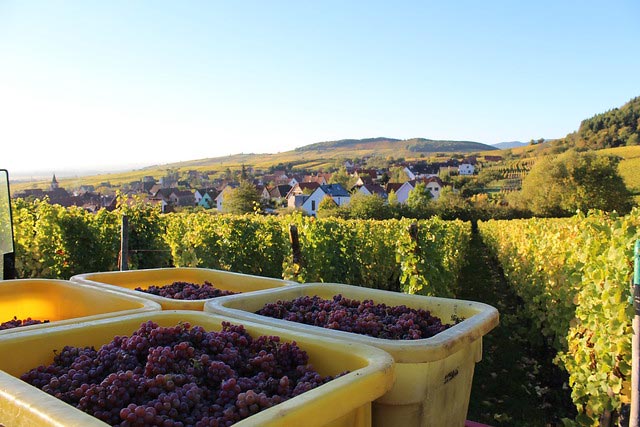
[134,281,237,300]
[0,316,50,330]
[21,321,342,426]
[256,294,453,340]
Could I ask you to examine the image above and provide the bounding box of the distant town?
[12,154,503,216]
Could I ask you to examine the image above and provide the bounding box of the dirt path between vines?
[457,231,576,427]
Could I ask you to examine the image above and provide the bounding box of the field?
[601,145,640,195]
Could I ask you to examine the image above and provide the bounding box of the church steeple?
[50,174,59,190]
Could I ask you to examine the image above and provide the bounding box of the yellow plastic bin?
[0,279,160,336]
[71,267,295,310]
[0,311,395,427]
[205,283,499,427]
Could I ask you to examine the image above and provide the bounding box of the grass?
[458,231,576,426]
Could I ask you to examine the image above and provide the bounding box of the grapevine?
[479,209,640,425]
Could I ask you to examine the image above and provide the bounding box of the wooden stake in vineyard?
[631,239,640,427]
[119,215,129,271]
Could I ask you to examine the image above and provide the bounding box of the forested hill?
[295,137,498,154]
[564,96,640,149]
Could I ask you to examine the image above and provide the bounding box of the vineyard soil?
[460,232,576,426]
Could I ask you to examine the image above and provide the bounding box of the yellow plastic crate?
[205,283,500,427]
[71,267,295,310]
[0,311,395,427]
[0,279,160,336]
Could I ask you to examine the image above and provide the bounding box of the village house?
[424,176,444,200]
[356,183,388,199]
[484,155,503,162]
[268,184,292,207]
[285,182,321,206]
[388,176,444,203]
[303,173,332,185]
[353,169,378,184]
[458,163,475,175]
[170,189,195,208]
[294,183,351,216]
[394,181,415,204]
[215,184,239,212]
[194,188,219,209]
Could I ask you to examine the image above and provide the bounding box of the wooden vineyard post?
[631,240,640,427]
[120,215,129,271]
[409,222,419,254]
[289,224,302,278]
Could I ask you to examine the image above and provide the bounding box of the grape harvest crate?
[71,267,295,310]
[205,282,500,427]
[0,279,160,337]
[0,311,395,427]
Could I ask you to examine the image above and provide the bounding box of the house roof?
[463,156,478,164]
[270,184,292,198]
[286,182,320,200]
[303,173,332,184]
[320,183,350,197]
[484,155,503,162]
[409,162,440,175]
[361,184,387,197]
[355,169,378,180]
[154,188,174,198]
[421,176,444,185]
[385,183,404,193]
[172,190,194,198]
[196,188,219,198]
[356,175,374,185]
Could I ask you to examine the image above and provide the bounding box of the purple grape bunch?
[0,316,50,330]
[135,281,237,300]
[256,294,453,340]
[21,321,342,426]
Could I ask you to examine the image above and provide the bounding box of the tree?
[347,193,391,220]
[379,172,390,186]
[389,166,409,183]
[517,150,633,216]
[329,167,354,189]
[222,181,261,214]
[387,190,398,206]
[433,186,471,220]
[316,195,346,218]
[406,182,433,218]
[476,168,503,186]
[317,195,337,211]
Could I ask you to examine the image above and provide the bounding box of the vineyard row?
[11,198,471,297]
[479,210,640,426]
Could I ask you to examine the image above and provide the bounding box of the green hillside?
[296,137,497,154]
[564,96,640,149]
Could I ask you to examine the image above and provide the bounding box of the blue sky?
[1,1,639,176]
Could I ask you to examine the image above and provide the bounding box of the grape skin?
[256,294,452,340]
[134,281,237,300]
[20,321,341,426]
